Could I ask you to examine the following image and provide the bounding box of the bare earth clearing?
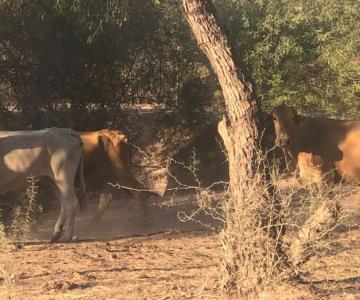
[0,189,360,299]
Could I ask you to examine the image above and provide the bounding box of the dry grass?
[0,187,358,299]
[0,231,223,300]
[0,176,41,287]
[0,148,359,299]
[0,212,11,286]
[172,149,352,297]
[106,145,357,298]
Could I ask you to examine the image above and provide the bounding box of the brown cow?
[80,129,154,221]
[271,104,360,184]
[297,152,335,187]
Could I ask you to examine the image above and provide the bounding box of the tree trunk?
[181,0,290,295]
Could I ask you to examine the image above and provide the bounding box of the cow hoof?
[61,237,73,243]
[92,215,102,223]
[50,232,62,243]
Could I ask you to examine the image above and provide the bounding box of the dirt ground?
[0,190,360,299]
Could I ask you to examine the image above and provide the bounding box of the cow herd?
[1,104,360,242]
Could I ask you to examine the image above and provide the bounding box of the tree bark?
[181,0,289,295]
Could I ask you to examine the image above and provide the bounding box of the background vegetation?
[0,1,359,296]
[0,0,358,132]
[216,0,360,116]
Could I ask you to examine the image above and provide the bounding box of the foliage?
[0,0,213,129]
[215,0,360,116]
[0,0,358,124]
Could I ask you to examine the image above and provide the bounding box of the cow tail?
[78,153,86,210]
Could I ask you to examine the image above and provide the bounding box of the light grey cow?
[0,128,85,242]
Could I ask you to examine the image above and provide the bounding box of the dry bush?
[9,176,41,245]
[278,177,355,269]
[109,141,348,295]
[0,219,7,253]
[219,152,290,294]
[172,148,349,295]
[0,177,41,286]
[171,150,227,231]
[0,211,11,286]
[108,147,227,231]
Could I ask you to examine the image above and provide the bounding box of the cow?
[80,129,155,222]
[271,103,360,184]
[297,152,335,188]
[0,128,85,242]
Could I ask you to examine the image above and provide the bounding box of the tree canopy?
[216,0,360,115]
[0,0,358,129]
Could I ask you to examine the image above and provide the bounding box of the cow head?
[271,104,301,150]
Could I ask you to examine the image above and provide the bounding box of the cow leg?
[49,181,67,243]
[61,188,79,242]
[93,192,112,222]
[51,183,78,242]
[51,205,66,242]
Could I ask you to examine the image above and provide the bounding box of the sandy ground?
[0,190,360,299]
